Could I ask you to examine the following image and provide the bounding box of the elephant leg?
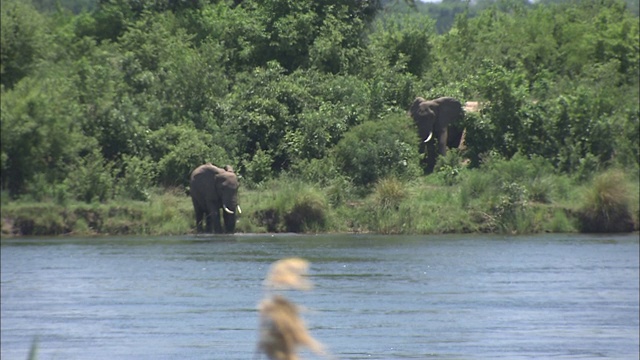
[458,128,467,150]
[223,212,236,233]
[193,200,205,233]
[438,128,448,156]
[210,207,223,234]
[203,211,212,233]
[447,127,464,149]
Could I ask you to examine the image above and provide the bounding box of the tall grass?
[2,161,637,236]
[578,169,636,232]
[1,189,193,236]
[373,177,405,210]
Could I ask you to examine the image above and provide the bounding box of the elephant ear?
[409,97,426,117]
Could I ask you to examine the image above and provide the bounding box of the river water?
[1,234,638,360]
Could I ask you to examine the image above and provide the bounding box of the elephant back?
[190,163,225,180]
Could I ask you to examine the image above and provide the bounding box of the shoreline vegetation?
[2,0,638,239]
[2,164,638,237]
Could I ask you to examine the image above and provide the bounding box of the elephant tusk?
[237,205,242,214]
[423,132,433,143]
[224,206,235,214]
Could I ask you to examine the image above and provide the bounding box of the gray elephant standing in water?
[408,96,465,173]
[190,163,241,233]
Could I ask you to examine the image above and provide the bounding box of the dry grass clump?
[257,258,328,360]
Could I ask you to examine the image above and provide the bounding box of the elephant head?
[190,163,241,234]
[408,96,465,173]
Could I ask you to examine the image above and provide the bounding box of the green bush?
[435,148,467,186]
[368,12,436,77]
[242,148,274,187]
[65,149,116,203]
[149,125,228,187]
[461,153,564,205]
[491,181,529,233]
[333,113,421,188]
[115,155,156,201]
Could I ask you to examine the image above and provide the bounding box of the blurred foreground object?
[264,257,312,290]
[257,295,326,360]
[257,258,329,360]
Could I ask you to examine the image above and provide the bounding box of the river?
[1,233,638,359]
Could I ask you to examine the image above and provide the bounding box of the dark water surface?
[1,234,638,359]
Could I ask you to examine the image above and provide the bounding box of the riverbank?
[2,167,638,237]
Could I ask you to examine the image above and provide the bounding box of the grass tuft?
[248,181,329,233]
[373,177,405,210]
[284,192,328,233]
[578,169,635,232]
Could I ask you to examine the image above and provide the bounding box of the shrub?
[150,125,225,187]
[64,149,116,203]
[289,157,339,186]
[435,148,467,186]
[460,153,566,205]
[578,170,635,232]
[242,148,274,187]
[333,113,421,188]
[22,174,69,205]
[116,155,156,201]
[492,181,529,233]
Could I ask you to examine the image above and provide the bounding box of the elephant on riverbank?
[408,96,466,173]
[189,163,241,234]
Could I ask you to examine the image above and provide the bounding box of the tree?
[1,70,93,196]
[1,0,50,89]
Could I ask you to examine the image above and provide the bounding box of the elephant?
[189,163,241,234]
[408,96,466,173]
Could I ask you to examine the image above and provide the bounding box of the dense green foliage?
[1,0,638,234]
